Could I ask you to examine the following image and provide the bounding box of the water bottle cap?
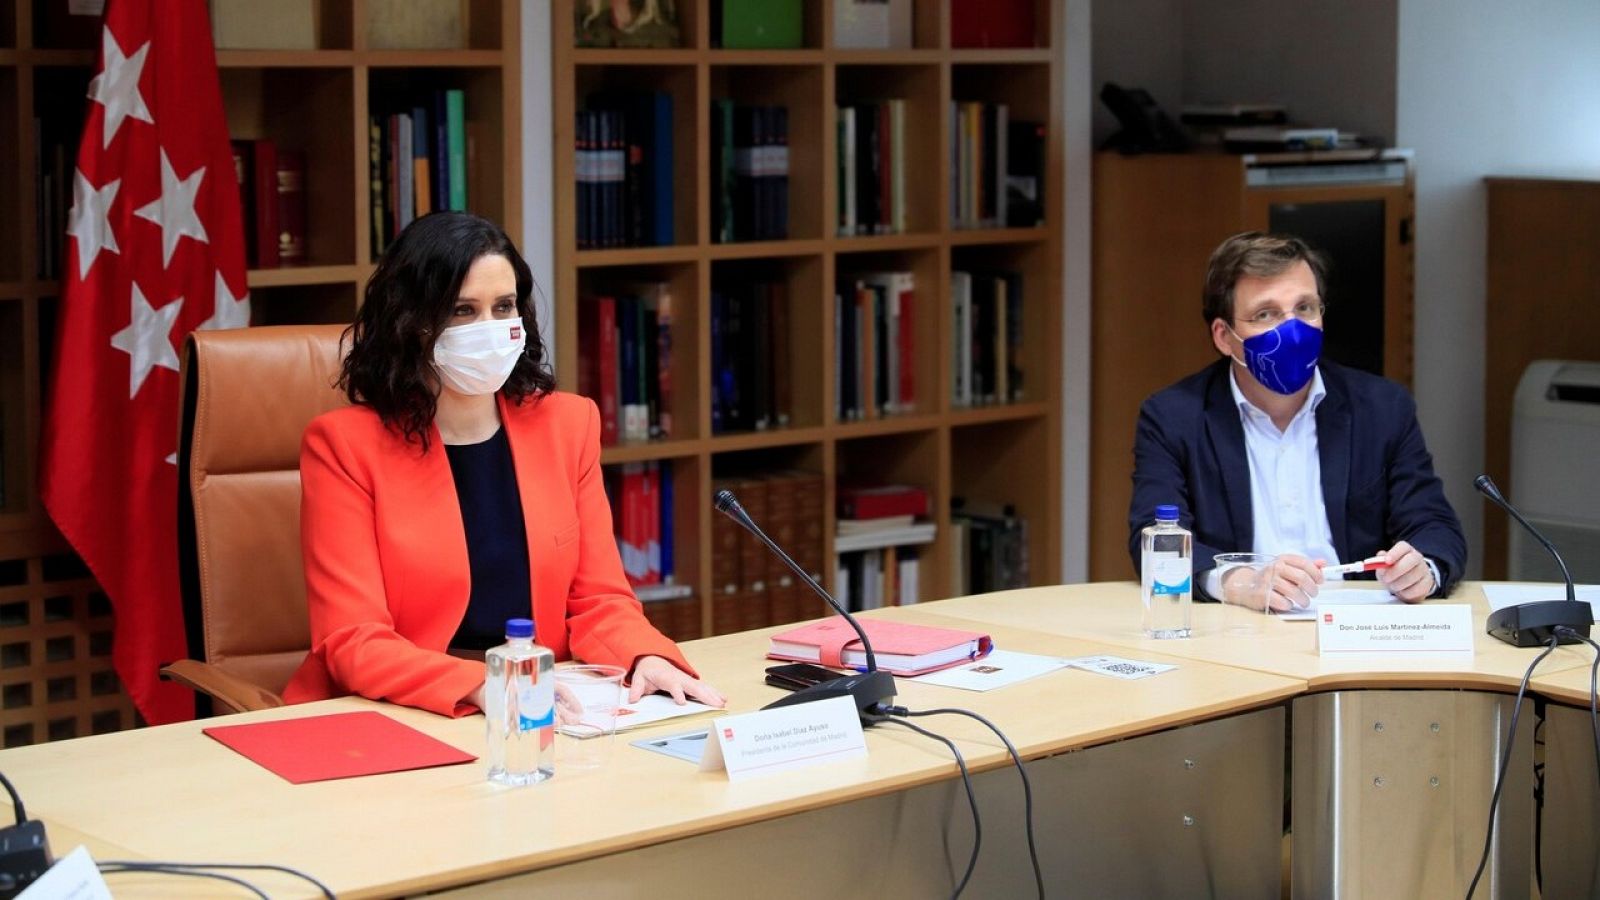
[504,618,534,639]
[1155,504,1180,521]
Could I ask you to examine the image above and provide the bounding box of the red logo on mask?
[510,325,522,340]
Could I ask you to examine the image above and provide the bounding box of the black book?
[576,110,592,250]
[855,105,877,234]
[1006,120,1044,227]
[748,283,772,429]
[773,106,789,240]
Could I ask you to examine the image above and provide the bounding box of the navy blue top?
[443,427,533,651]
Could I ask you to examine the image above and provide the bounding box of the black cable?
[1465,634,1562,900]
[885,706,1043,899]
[98,865,270,899]
[0,770,26,824]
[98,860,336,899]
[873,716,982,899]
[1553,626,1600,788]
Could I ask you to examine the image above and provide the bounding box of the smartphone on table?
[765,663,847,692]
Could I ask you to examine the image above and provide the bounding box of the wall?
[1182,0,1397,144]
[1090,0,1183,145]
[1396,0,1600,577]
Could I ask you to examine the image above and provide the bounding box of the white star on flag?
[200,272,251,331]
[109,283,182,398]
[66,171,121,278]
[86,28,153,148]
[134,149,209,267]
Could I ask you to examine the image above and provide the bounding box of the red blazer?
[282,391,693,716]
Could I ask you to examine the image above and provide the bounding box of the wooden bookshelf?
[552,0,1064,636]
[0,0,521,745]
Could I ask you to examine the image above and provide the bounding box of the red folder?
[203,711,476,784]
[768,617,992,676]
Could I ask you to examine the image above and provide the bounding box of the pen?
[1321,555,1391,577]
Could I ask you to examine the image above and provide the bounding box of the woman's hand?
[629,656,726,708]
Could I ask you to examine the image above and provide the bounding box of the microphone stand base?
[1486,600,1593,647]
[763,670,898,722]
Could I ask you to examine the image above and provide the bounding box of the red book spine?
[596,296,619,446]
[251,139,279,268]
[837,486,929,519]
[275,150,307,264]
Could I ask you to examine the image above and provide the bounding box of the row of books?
[836,101,907,237]
[951,499,1030,595]
[837,547,922,612]
[712,101,790,243]
[712,471,827,635]
[33,119,70,280]
[951,103,1046,230]
[577,284,676,446]
[835,484,937,555]
[575,94,675,250]
[368,89,469,258]
[711,282,792,434]
[608,460,700,643]
[951,269,1025,407]
[231,139,307,269]
[835,271,917,421]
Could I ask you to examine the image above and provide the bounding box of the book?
[767,617,992,676]
[950,0,1034,49]
[834,0,913,49]
[715,0,802,49]
[837,514,916,534]
[445,89,467,210]
[275,150,307,264]
[838,484,929,520]
[575,0,682,48]
[243,139,279,268]
[367,0,464,49]
[833,522,936,554]
[203,711,475,784]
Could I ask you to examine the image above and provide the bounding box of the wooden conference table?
[1,583,1595,898]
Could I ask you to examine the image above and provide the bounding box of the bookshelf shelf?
[364,50,506,68]
[215,50,358,69]
[947,227,1050,246]
[555,0,1062,637]
[245,264,369,289]
[18,50,93,66]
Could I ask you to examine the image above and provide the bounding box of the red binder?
[203,711,476,784]
[768,617,992,676]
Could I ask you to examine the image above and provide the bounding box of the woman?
[282,212,724,717]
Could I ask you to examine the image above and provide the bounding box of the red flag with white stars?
[41,0,249,725]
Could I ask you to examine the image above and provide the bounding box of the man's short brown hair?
[1202,232,1328,325]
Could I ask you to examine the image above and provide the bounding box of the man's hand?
[1265,555,1323,610]
[629,656,727,708]
[1376,540,1434,603]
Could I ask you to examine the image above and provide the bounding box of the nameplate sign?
[699,695,867,782]
[1316,603,1474,654]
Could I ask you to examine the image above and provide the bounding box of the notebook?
[203,710,476,784]
[767,617,992,676]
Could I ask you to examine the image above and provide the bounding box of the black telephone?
[1099,82,1190,155]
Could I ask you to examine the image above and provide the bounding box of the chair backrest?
[177,324,349,697]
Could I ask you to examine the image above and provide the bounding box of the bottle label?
[1150,558,1191,595]
[517,678,555,732]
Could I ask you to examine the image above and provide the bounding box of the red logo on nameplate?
[1323,613,1334,623]
[723,727,734,739]
[510,325,522,340]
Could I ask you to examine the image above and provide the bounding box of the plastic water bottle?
[485,618,555,785]
[1141,505,1192,639]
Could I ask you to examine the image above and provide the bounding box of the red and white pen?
[1320,555,1391,577]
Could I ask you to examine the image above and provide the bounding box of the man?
[1128,232,1465,609]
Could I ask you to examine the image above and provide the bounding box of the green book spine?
[719,0,802,49]
[446,89,467,211]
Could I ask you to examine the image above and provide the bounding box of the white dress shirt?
[1203,364,1440,599]
[1203,366,1341,598]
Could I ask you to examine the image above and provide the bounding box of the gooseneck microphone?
[713,489,896,719]
[1474,474,1592,646]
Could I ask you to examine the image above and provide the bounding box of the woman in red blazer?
[282,213,723,717]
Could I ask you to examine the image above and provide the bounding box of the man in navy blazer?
[1129,233,1465,609]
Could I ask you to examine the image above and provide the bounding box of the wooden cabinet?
[1089,150,1414,580]
[1483,177,1600,578]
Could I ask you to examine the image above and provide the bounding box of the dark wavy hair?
[339,212,555,448]
[1202,231,1329,325]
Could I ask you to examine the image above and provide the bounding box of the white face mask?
[431,318,526,396]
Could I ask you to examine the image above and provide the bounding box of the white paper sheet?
[1273,587,1404,621]
[1481,583,1600,619]
[911,650,1071,691]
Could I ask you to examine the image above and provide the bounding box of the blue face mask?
[1230,317,1322,395]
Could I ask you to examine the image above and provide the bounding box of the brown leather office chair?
[160,324,349,714]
